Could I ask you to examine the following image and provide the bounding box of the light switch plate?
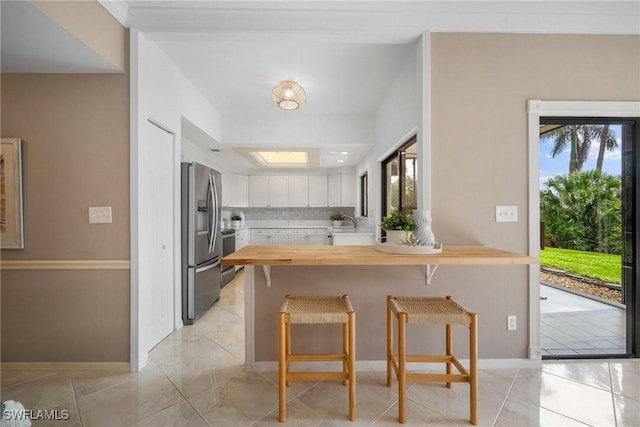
[89,206,112,224]
[496,205,517,222]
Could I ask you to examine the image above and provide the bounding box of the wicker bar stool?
[386,295,478,424]
[278,294,356,422]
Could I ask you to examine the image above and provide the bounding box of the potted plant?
[380,210,416,245]
[330,213,344,227]
[231,213,242,228]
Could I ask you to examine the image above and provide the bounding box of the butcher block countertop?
[222,245,537,266]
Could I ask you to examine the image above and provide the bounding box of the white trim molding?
[527,100,640,360]
[1,362,129,372]
[0,260,130,270]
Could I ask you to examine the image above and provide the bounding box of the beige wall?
[1,48,130,360]
[430,34,640,356]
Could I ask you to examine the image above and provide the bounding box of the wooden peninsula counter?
[222,245,536,371]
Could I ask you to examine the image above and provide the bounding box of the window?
[360,172,368,217]
[382,136,418,217]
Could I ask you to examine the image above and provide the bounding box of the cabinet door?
[288,236,307,245]
[251,235,269,245]
[288,176,309,207]
[235,175,249,207]
[328,174,342,207]
[250,229,269,246]
[308,176,328,207]
[307,235,326,245]
[288,229,305,245]
[341,173,357,207]
[270,236,288,245]
[269,176,289,207]
[221,173,235,206]
[249,176,269,207]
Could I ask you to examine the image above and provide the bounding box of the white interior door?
[138,120,174,360]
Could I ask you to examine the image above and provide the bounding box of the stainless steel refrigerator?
[181,162,222,325]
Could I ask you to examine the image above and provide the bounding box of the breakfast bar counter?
[222,245,537,370]
[223,245,535,266]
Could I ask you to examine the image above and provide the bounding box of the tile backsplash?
[222,207,355,223]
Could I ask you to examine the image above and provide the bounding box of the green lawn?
[540,247,621,284]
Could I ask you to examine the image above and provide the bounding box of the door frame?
[527,100,640,359]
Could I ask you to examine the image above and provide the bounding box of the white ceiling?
[157,40,413,116]
[3,1,639,170]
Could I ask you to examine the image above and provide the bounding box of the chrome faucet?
[343,215,358,230]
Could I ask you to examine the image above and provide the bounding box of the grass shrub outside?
[540,247,621,285]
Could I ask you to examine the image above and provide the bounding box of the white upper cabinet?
[234,175,249,207]
[328,174,342,207]
[288,176,309,207]
[308,175,328,207]
[222,173,249,207]
[221,172,234,207]
[269,176,289,207]
[249,176,270,207]
[328,173,356,207]
[341,173,356,207]
[247,173,352,207]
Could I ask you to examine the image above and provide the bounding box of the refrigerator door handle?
[196,258,220,273]
[206,174,213,252]
[187,164,196,266]
[208,173,219,253]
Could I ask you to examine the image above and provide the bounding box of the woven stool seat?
[389,296,471,325]
[280,295,353,324]
[387,295,478,424]
[279,294,356,422]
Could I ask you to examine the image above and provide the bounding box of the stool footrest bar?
[289,354,346,362]
[287,372,348,381]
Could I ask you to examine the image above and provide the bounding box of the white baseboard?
[0,362,129,372]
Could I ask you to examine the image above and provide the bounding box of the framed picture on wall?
[1,138,24,249]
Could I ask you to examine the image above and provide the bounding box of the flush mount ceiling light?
[272,81,306,110]
[254,151,308,166]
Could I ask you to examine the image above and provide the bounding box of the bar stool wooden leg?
[278,312,287,422]
[386,295,393,388]
[348,311,356,421]
[398,312,407,424]
[343,321,349,386]
[470,312,478,425]
[446,323,452,388]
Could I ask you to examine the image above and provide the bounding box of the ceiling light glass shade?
[272,81,306,110]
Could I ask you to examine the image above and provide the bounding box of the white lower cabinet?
[288,228,326,245]
[250,228,289,245]
[250,229,271,245]
[270,229,289,245]
[250,228,327,245]
[234,229,249,271]
[235,229,249,250]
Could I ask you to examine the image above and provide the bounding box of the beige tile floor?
[2,270,639,426]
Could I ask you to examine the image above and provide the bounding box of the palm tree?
[541,169,621,253]
[595,125,618,171]
[541,125,600,173]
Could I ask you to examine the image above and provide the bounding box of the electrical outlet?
[496,205,518,222]
[507,315,517,331]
